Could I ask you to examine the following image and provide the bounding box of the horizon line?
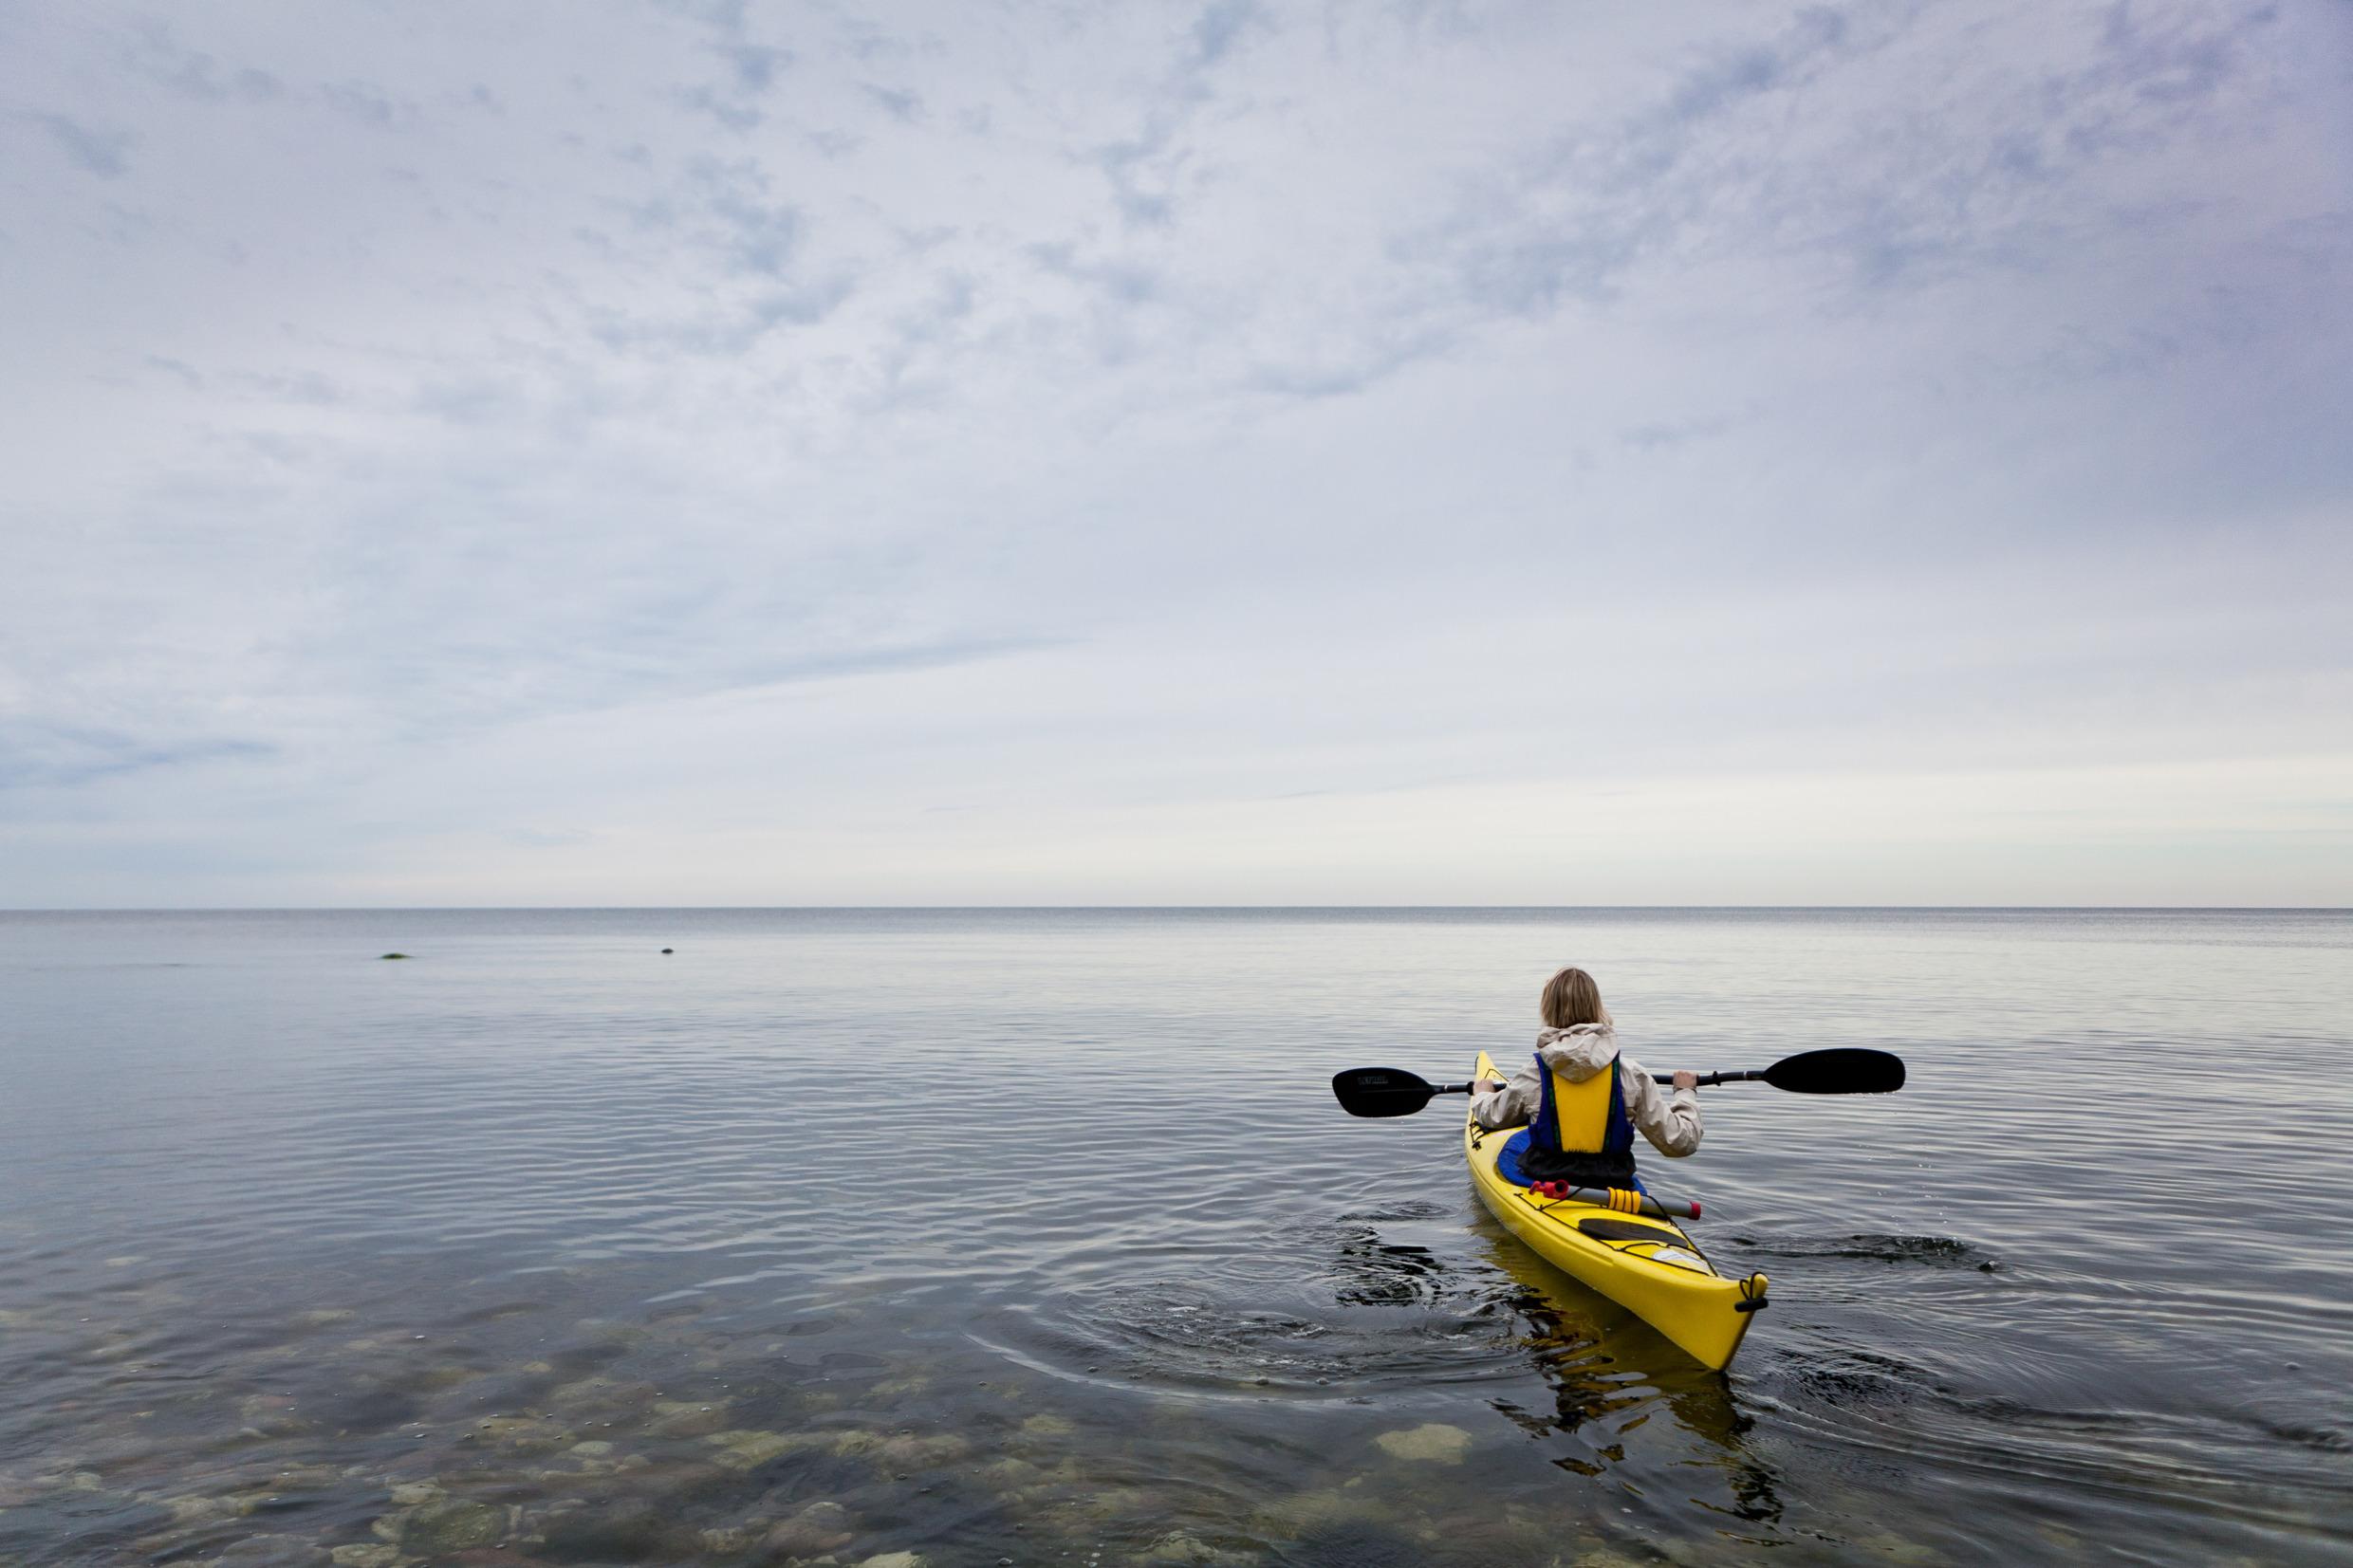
[5,904,2347,915]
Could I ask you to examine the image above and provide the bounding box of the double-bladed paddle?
[1330,1048,1905,1118]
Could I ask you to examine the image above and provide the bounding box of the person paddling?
[1470,967,1700,1190]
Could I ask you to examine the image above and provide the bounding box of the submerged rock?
[270,1465,345,1493]
[697,1522,765,1554]
[762,1499,856,1556]
[467,1414,568,1451]
[387,1497,504,1555]
[648,1397,733,1437]
[540,1499,697,1561]
[868,1431,970,1469]
[974,1456,1044,1488]
[1283,1520,1424,1568]
[1374,1424,1473,1464]
[547,1374,658,1415]
[207,1533,330,1566]
[236,1393,312,1437]
[1136,1531,1255,1565]
[708,1429,808,1469]
[328,1547,402,1568]
[161,1492,256,1525]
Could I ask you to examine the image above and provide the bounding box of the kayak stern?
[1464,1051,1765,1371]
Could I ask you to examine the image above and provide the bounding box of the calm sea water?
[2,909,2348,1567]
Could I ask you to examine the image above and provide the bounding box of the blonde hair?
[1540,967,1612,1030]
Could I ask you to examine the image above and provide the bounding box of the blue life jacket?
[1520,1048,1639,1186]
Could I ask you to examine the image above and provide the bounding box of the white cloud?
[0,0,2346,905]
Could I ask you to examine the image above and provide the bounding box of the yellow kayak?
[1464,1050,1769,1371]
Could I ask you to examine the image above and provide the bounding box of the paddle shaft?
[1335,1047,1903,1118]
[1450,1073,1729,1090]
[1424,1076,1721,1096]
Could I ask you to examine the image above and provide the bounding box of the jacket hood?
[1535,1022,1619,1082]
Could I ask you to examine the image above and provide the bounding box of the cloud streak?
[30,112,137,176]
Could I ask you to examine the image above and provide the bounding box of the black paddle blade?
[1758,1047,1906,1095]
[1331,1067,1439,1117]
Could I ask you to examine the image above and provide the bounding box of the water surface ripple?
[2,908,2348,1565]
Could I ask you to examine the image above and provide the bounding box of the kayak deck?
[1464,1050,1767,1371]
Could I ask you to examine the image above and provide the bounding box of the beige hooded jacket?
[1469,1023,1702,1157]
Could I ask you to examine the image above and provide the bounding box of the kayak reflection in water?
[1469,967,1702,1191]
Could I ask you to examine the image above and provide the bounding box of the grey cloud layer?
[1,0,2347,903]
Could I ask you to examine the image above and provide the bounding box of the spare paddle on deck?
[1330,1047,1904,1118]
[1544,1184,1702,1221]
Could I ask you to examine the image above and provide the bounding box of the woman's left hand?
[1672,1070,1697,1091]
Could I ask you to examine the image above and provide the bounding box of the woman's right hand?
[1672,1070,1697,1091]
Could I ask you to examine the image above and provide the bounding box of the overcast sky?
[3,1,2349,907]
